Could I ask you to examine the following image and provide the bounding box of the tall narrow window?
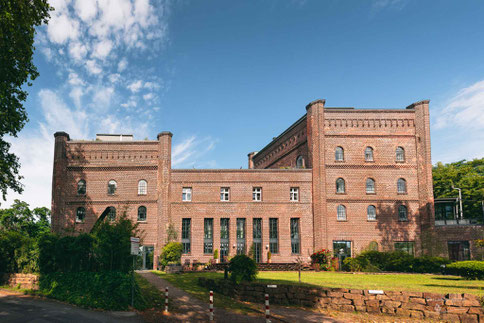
[290,218,300,254]
[138,180,147,195]
[108,180,117,195]
[107,206,116,221]
[253,218,262,263]
[366,178,375,194]
[220,187,230,201]
[182,218,191,254]
[335,146,344,161]
[367,205,376,221]
[76,207,86,223]
[253,187,262,201]
[77,180,86,195]
[396,147,405,162]
[220,218,229,262]
[398,205,408,221]
[337,205,347,221]
[397,178,407,193]
[296,155,305,168]
[182,187,192,201]
[137,206,147,221]
[290,187,299,201]
[336,178,345,193]
[236,218,246,255]
[204,218,213,254]
[365,147,374,161]
[269,218,278,254]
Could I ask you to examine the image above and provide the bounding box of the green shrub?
[213,249,219,260]
[39,271,146,310]
[310,249,332,270]
[445,261,484,280]
[159,242,183,268]
[342,257,368,272]
[228,255,258,283]
[353,251,450,273]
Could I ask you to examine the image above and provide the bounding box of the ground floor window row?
[75,205,147,223]
[336,204,408,221]
[181,217,301,261]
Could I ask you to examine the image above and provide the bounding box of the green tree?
[0,0,52,201]
[433,158,484,221]
[0,199,50,237]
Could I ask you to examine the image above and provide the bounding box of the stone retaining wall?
[198,278,484,322]
[2,273,39,290]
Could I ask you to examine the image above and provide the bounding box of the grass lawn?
[153,271,484,297]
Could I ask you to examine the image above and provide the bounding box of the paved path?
[0,290,142,323]
[139,271,339,323]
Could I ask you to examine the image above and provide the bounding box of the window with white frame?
[290,187,299,201]
[337,204,347,221]
[107,180,117,195]
[367,205,376,221]
[398,205,408,221]
[137,206,147,221]
[366,178,375,194]
[182,187,192,201]
[336,178,345,193]
[76,207,85,223]
[296,155,305,168]
[220,187,230,201]
[252,187,262,201]
[77,180,86,195]
[365,147,374,161]
[335,146,344,161]
[397,178,407,193]
[138,180,147,195]
[396,147,405,162]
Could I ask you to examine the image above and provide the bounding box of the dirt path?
[138,271,339,323]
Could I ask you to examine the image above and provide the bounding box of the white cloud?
[92,39,114,60]
[121,97,137,108]
[372,0,408,10]
[93,86,115,107]
[69,87,84,108]
[69,41,88,61]
[172,136,217,168]
[85,59,102,74]
[118,58,128,72]
[108,73,121,83]
[67,71,85,86]
[143,93,154,101]
[47,14,80,44]
[127,80,143,93]
[74,0,98,22]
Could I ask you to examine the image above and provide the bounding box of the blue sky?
[4,0,484,208]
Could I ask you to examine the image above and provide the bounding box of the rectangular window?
[220,218,229,262]
[253,218,262,263]
[204,218,213,254]
[333,240,351,260]
[236,218,246,255]
[447,241,470,261]
[394,241,415,256]
[220,187,230,201]
[182,187,192,201]
[269,218,279,254]
[252,187,262,201]
[181,218,191,254]
[290,218,300,254]
[290,187,299,202]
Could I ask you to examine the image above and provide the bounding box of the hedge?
[444,261,484,280]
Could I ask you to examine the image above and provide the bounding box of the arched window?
[396,147,405,162]
[77,180,86,195]
[296,155,305,168]
[398,205,408,221]
[138,206,147,221]
[335,147,344,161]
[397,178,407,193]
[336,178,345,193]
[366,178,375,194]
[76,207,85,223]
[138,180,147,195]
[108,180,117,195]
[108,206,116,221]
[367,205,376,221]
[365,147,374,161]
[337,205,347,221]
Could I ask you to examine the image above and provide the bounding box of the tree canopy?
[0,0,51,201]
[0,199,50,237]
[433,158,484,219]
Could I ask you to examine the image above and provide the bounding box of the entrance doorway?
[448,241,470,261]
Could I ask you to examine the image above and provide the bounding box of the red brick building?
[52,98,466,268]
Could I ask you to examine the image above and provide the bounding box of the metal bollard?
[265,294,271,323]
[164,287,169,313]
[209,290,214,321]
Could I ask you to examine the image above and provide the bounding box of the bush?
[39,271,146,310]
[228,255,258,283]
[213,249,219,260]
[159,242,183,268]
[445,261,484,280]
[310,249,332,270]
[342,257,368,272]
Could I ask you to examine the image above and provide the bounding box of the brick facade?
[51,98,476,269]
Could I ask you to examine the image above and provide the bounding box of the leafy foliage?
[433,158,484,220]
[310,249,332,270]
[228,255,258,283]
[0,0,52,200]
[444,261,484,280]
[159,242,183,268]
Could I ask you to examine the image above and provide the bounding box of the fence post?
[209,290,214,321]
[164,287,169,313]
[265,293,271,323]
